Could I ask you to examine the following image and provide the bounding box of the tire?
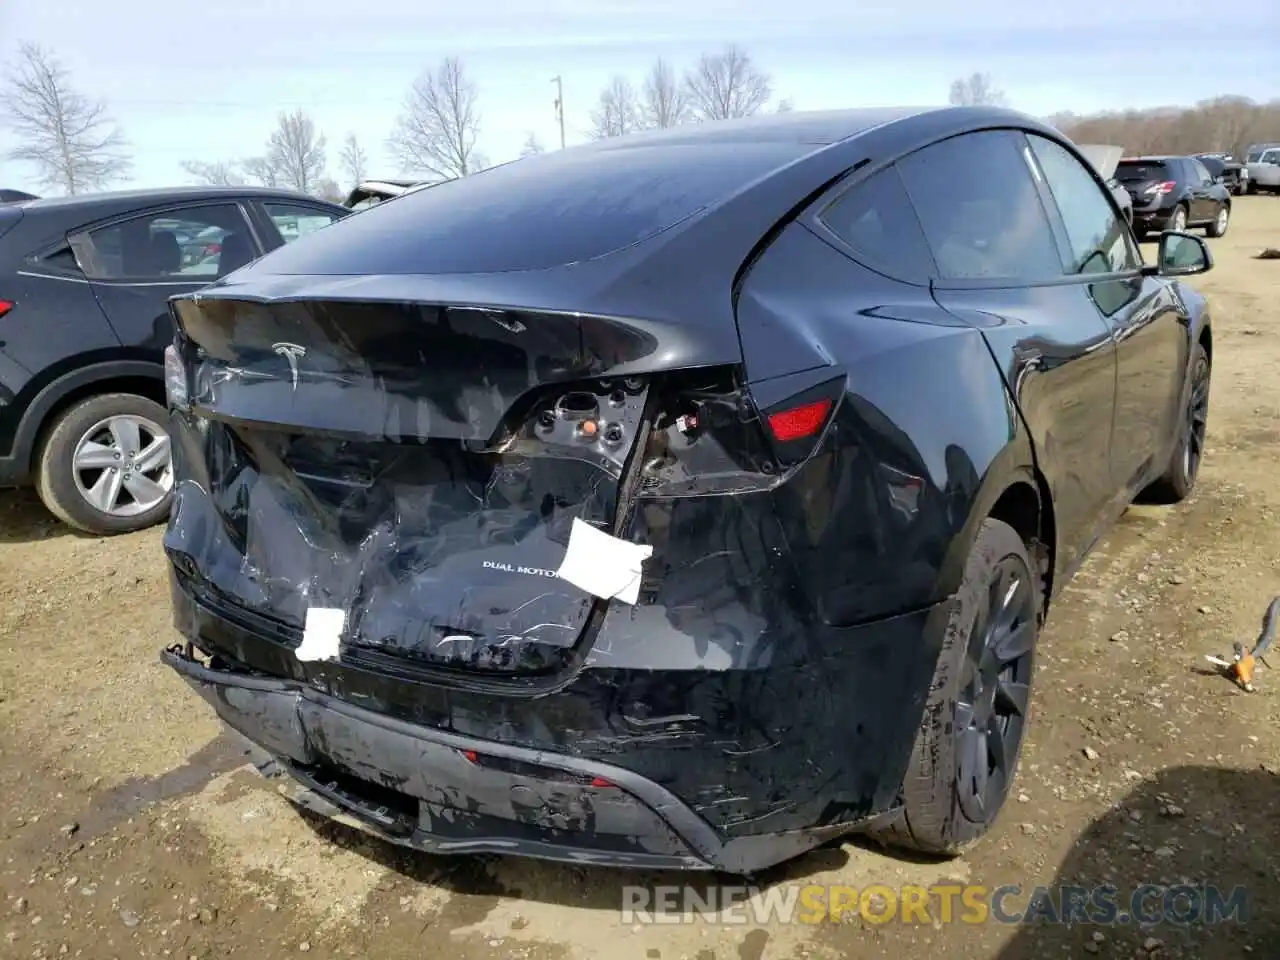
[1169,204,1188,232]
[35,393,174,535]
[1143,341,1210,504]
[1206,204,1230,238]
[875,518,1042,855]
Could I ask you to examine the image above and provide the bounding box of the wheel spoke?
[992,617,1036,664]
[74,440,119,470]
[122,472,167,509]
[985,716,1009,795]
[134,434,171,473]
[86,468,123,512]
[995,679,1030,718]
[108,418,141,456]
[960,726,988,813]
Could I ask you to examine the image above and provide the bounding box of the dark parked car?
[0,186,347,534]
[161,107,1214,874]
[1194,153,1248,195]
[1116,155,1232,240]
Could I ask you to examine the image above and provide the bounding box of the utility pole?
[551,75,566,150]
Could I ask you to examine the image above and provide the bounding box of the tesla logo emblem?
[272,343,306,389]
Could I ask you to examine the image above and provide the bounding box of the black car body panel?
[0,187,348,486]
[161,107,1211,872]
[1195,154,1247,194]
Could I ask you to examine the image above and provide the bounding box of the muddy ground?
[2,199,1280,960]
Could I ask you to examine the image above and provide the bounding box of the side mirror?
[1145,231,1213,277]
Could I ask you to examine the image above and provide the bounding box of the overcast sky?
[2,0,1277,194]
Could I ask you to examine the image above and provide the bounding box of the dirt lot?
[3,199,1280,960]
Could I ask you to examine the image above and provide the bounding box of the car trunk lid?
[166,291,762,678]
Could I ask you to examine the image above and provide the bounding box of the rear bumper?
[162,646,900,872]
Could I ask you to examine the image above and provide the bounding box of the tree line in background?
[4,43,1279,200]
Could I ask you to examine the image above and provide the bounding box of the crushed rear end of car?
[159,139,952,873]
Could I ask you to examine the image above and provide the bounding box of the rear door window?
[73,203,256,281]
[263,203,343,246]
[817,166,935,281]
[897,130,1063,282]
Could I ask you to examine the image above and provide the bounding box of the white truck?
[1245,144,1280,194]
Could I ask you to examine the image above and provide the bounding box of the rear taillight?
[1144,180,1177,196]
[767,398,833,443]
[757,376,844,467]
[0,299,14,319]
[164,343,188,410]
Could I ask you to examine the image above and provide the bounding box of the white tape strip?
[555,517,654,605]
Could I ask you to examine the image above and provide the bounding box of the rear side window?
[1026,135,1140,276]
[263,203,342,245]
[74,203,254,281]
[818,166,934,281]
[897,130,1062,282]
[41,245,81,273]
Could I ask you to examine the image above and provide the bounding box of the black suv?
[1116,155,1232,241]
[0,187,347,534]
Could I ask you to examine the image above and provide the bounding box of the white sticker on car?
[555,517,654,605]
[295,607,346,661]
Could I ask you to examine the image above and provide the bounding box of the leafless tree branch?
[180,160,243,186]
[3,43,131,195]
[266,109,327,193]
[240,156,280,187]
[389,57,484,179]
[520,132,545,157]
[589,76,642,139]
[640,58,689,129]
[948,72,1008,107]
[685,45,772,122]
[338,133,367,188]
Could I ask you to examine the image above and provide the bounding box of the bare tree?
[589,76,642,139]
[337,134,367,189]
[389,57,483,179]
[520,132,545,157]
[685,45,772,122]
[3,43,131,195]
[640,58,689,129]
[949,72,1008,107]
[241,156,280,187]
[266,109,327,193]
[312,177,343,202]
[181,160,243,186]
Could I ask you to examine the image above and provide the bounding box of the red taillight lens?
[1145,180,1176,196]
[767,398,833,442]
[0,299,14,319]
[589,776,616,789]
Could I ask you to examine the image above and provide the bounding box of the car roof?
[17,185,339,216]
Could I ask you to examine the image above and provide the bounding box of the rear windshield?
[1197,156,1225,176]
[247,140,808,276]
[1116,160,1170,181]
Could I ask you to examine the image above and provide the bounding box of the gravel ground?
[2,198,1279,960]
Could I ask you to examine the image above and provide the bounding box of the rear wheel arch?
[15,360,165,478]
[988,474,1055,614]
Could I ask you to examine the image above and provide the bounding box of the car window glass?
[1263,150,1279,164]
[40,245,82,274]
[1191,160,1212,184]
[264,203,342,244]
[1026,135,1140,276]
[897,130,1062,282]
[78,204,253,281]
[818,166,934,280]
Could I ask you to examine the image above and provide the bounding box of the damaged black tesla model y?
[160,106,1213,873]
